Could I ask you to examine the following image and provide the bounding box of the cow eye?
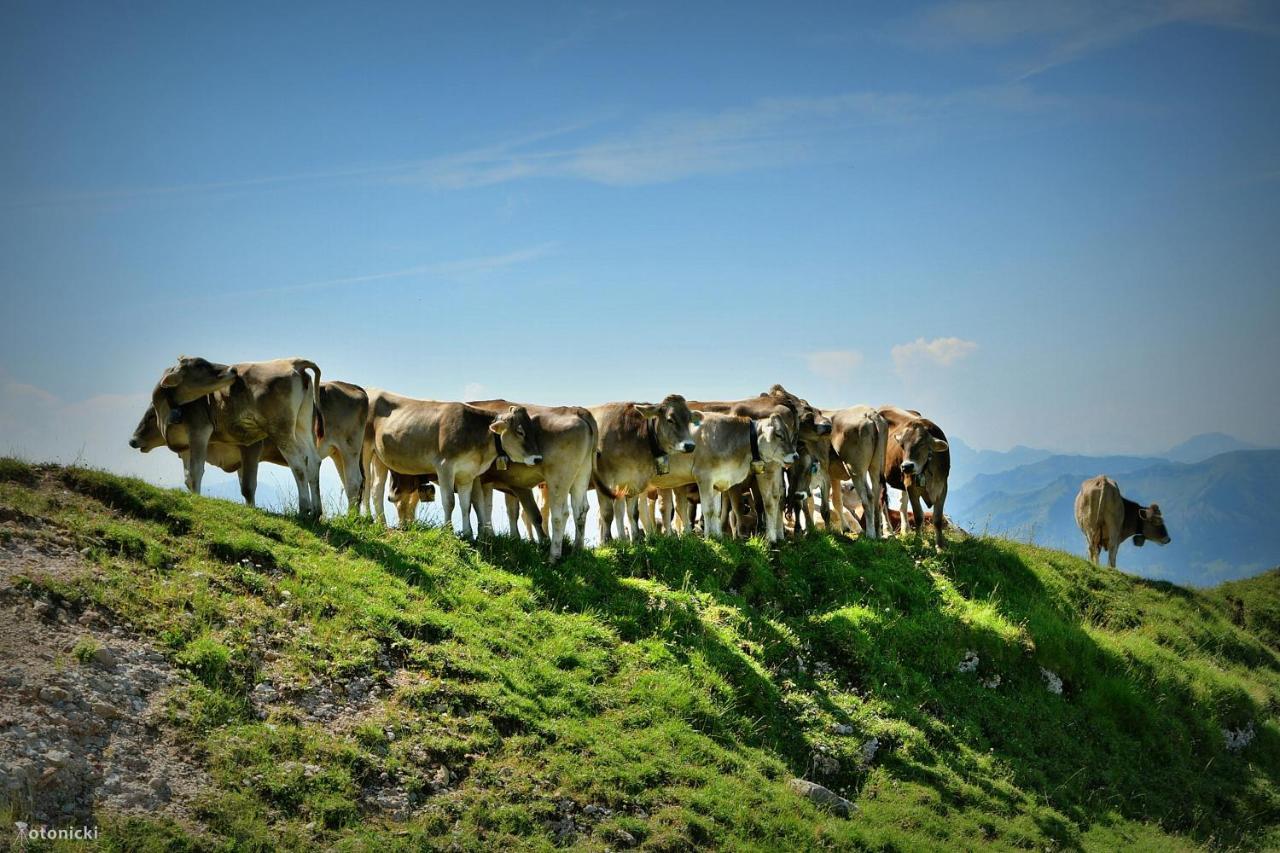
[517,427,525,437]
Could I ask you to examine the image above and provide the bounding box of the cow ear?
[1138,507,1151,521]
[931,438,949,453]
[634,403,659,418]
[490,420,509,434]
[690,410,705,427]
[893,430,906,443]
[1148,503,1160,514]
[159,371,181,388]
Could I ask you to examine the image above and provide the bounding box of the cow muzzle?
[784,452,800,465]
[128,438,140,449]
[816,423,832,435]
[528,455,544,466]
[901,461,917,475]
[679,441,695,453]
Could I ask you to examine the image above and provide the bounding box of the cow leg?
[703,485,723,539]
[518,489,547,542]
[852,473,877,540]
[500,490,520,536]
[639,493,658,536]
[239,442,263,507]
[597,490,615,543]
[184,421,214,496]
[931,488,948,550]
[1086,535,1099,565]
[368,459,389,525]
[435,465,458,534]
[276,439,314,519]
[332,447,362,516]
[908,490,926,538]
[757,470,784,544]
[545,482,570,562]
[570,483,589,550]
[625,494,644,541]
[458,475,483,539]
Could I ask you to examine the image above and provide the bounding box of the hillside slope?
[949,450,1280,585]
[2,459,1279,850]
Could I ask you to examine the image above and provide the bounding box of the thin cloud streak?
[415,84,1066,189]
[899,0,1280,79]
[165,244,557,306]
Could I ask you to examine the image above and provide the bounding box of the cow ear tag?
[655,455,670,475]
[751,460,766,475]
[1133,534,1145,547]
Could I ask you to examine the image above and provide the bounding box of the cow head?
[894,422,948,478]
[758,413,800,467]
[635,394,700,454]
[128,404,165,452]
[765,385,832,437]
[490,406,543,466]
[158,356,238,405]
[1135,503,1171,546]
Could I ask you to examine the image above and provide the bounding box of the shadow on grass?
[474,528,1279,849]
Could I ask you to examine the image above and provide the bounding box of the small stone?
[610,829,637,848]
[38,686,71,704]
[787,778,855,817]
[830,723,854,736]
[44,749,71,766]
[91,701,118,719]
[91,646,117,668]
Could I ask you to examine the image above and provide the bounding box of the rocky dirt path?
[0,528,210,829]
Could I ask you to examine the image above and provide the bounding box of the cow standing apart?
[1074,475,1171,567]
[147,356,326,519]
[467,399,597,561]
[362,390,542,539]
[591,396,700,542]
[130,379,368,514]
[880,406,951,550]
[824,406,888,539]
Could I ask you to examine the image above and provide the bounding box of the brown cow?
[1074,475,1171,567]
[880,406,951,550]
[824,406,887,539]
[467,399,597,561]
[362,390,541,539]
[146,356,325,518]
[591,395,700,542]
[131,379,368,514]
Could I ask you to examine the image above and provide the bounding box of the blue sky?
[2,0,1279,498]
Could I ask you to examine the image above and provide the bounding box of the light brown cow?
[131,379,368,514]
[880,406,951,550]
[679,412,799,540]
[467,399,597,561]
[362,390,542,539]
[688,386,830,538]
[591,395,700,542]
[147,356,325,518]
[823,406,887,539]
[1074,475,1171,567]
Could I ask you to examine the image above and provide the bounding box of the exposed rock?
[957,650,979,673]
[1224,722,1256,753]
[787,778,855,817]
[1040,667,1064,695]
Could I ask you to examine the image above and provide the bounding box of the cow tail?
[296,359,325,441]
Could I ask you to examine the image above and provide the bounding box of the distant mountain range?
[946,442,1279,586]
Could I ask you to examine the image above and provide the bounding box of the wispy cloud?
[414,84,1064,188]
[227,244,556,299]
[891,337,978,372]
[900,0,1279,78]
[806,350,864,382]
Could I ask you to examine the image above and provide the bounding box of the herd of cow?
[126,355,955,560]
[127,355,1171,566]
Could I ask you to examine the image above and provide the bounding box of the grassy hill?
[949,450,1280,585]
[2,458,1279,851]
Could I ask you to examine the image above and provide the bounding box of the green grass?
[3,458,1279,851]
